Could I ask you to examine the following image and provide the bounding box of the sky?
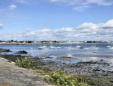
[0,0,113,41]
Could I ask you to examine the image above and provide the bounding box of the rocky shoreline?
[34,58,113,77]
[1,48,113,85]
[0,57,53,86]
[1,51,113,78]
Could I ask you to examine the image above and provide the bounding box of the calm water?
[1,43,113,64]
[0,43,113,56]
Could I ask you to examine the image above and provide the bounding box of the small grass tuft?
[36,69,47,74]
[44,71,90,86]
[15,56,35,69]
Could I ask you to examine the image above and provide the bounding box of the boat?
[42,46,47,48]
[57,47,62,49]
[107,46,111,48]
[30,48,33,50]
[67,54,73,57]
[50,46,57,49]
[76,45,83,49]
[38,46,48,50]
[38,47,43,50]
[106,46,113,50]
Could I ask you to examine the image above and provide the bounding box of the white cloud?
[12,0,40,4]
[74,5,90,12]
[50,0,113,11]
[0,19,113,41]
[9,4,17,10]
[102,19,113,27]
[0,24,3,29]
[87,0,112,6]
[12,0,30,4]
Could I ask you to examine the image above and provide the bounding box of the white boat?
[107,46,111,48]
[50,46,57,49]
[30,48,33,50]
[67,54,73,57]
[56,47,62,49]
[38,46,47,50]
[42,46,47,48]
[109,47,113,50]
[106,46,113,50]
[76,46,83,49]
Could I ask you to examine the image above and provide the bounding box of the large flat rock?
[0,58,52,86]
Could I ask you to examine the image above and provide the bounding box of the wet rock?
[61,56,72,58]
[0,54,26,62]
[16,51,28,54]
[77,61,97,64]
[93,68,101,71]
[107,71,113,73]
[110,80,113,83]
[46,56,57,59]
[57,56,72,60]
[46,57,52,58]
[0,48,11,52]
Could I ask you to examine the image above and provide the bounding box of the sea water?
[0,43,113,64]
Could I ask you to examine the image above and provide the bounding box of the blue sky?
[0,0,113,41]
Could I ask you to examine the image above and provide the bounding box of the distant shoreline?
[0,40,112,44]
[0,42,112,45]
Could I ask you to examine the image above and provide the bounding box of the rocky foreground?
[1,50,113,86]
[0,57,53,86]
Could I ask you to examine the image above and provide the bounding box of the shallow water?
[0,43,113,64]
[0,43,113,55]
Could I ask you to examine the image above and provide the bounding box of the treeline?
[0,40,65,44]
